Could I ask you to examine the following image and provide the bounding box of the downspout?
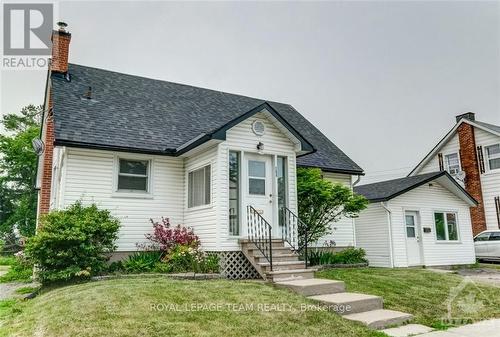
[353,175,361,187]
[351,175,361,246]
[380,202,395,268]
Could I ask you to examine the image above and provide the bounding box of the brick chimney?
[456,113,487,235]
[39,22,71,217]
[50,22,71,73]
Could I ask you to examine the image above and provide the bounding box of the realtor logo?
[3,3,53,55]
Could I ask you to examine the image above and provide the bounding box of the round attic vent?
[252,120,265,136]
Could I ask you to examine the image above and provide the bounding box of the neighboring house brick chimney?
[39,23,71,215]
[456,114,487,235]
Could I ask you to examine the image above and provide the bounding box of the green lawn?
[0,277,385,337]
[317,267,500,329]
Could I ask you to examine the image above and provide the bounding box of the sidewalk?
[383,319,500,337]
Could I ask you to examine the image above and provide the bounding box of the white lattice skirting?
[208,251,260,280]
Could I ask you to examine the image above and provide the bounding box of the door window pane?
[406,226,416,238]
[248,161,266,177]
[447,213,458,241]
[405,215,416,238]
[435,213,446,240]
[229,151,240,236]
[249,178,265,195]
[489,232,500,241]
[474,233,490,242]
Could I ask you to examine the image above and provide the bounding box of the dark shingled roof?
[354,171,449,202]
[51,63,363,175]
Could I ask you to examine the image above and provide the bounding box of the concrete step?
[308,292,383,315]
[266,268,316,282]
[274,278,346,296]
[247,247,294,256]
[239,239,285,249]
[259,261,306,271]
[254,254,299,263]
[344,309,414,330]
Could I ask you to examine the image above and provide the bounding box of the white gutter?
[380,201,395,268]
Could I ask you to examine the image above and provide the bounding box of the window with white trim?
[117,158,150,192]
[188,165,211,208]
[444,153,460,176]
[434,212,459,241]
[485,144,500,171]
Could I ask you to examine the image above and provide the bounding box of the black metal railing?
[281,207,309,268]
[247,205,273,271]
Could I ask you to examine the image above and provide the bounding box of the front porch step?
[248,247,296,256]
[344,309,414,330]
[239,240,286,249]
[266,268,316,282]
[308,292,383,316]
[259,261,306,272]
[274,278,346,296]
[254,254,299,263]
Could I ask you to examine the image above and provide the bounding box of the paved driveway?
[456,267,500,287]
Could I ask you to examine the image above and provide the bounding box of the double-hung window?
[485,144,500,171]
[444,153,460,176]
[188,165,211,208]
[434,212,459,241]
[117,158,150,192]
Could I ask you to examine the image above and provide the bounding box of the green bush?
[25,202,120,283]
[0,253,33,283]
[309,247,367,266]
[123,251,163,273]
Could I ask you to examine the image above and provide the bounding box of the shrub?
[25,202,120,283]
[123,251,163,273]
[308,247,367,266]
[142,217,199,252]
[0,252,33,283]
[163,245,219,273]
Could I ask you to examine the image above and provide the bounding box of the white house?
[409,112,500,236]
[35,25,363,279]
[353,171,478,268]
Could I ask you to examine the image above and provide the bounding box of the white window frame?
[113,155,153,198]
[187,164,212,209]
[484,143,500,172]
[433,210,460,243]
[248,159,267,196]
[444,152,461,176]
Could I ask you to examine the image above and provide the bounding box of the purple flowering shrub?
[142,217,200,253]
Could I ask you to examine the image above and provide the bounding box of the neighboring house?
[409,112,500,235]
[35,25,363,278]
[354,171,477,268]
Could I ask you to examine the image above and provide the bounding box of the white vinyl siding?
[217,111,298,251]
[354,203,391,267]
[387,182,475,267]
[475,128,500,230]
[315,172,356,247]
[59,148,184,251]
[184,146,218,251]
[419,133,461,174]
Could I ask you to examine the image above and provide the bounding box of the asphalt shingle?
[51,63,363,174]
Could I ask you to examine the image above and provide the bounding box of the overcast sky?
[1,0,499,183]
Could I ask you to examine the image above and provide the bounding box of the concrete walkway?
[383,319,500,337]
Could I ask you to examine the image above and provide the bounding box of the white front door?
[405,211,423,266]
[246,153,274,229]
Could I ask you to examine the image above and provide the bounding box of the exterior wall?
[315,172,356,247]
[475,128,500,230]
[217,111,298,251]
[419,133,460,174]
[183,145,219,251]
[387,182,476,267]
[354,203,391,267]
[58,148,185,251]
